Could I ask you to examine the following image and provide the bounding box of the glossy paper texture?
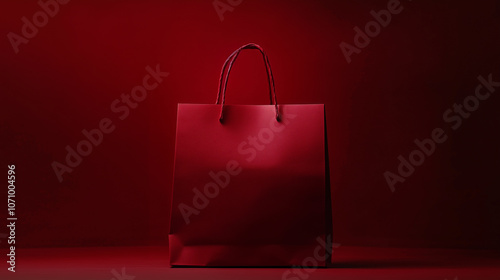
[170,104,328,266]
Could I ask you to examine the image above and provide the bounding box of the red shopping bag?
[169,43,332,266]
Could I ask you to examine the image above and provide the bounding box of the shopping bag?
[169,43,332,266]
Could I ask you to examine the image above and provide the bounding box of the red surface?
[1,0,500,259]
[4,246,500,280]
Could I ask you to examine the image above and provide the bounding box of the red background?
[1,0,499,251]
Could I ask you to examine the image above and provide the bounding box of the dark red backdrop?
[1,0,499,250]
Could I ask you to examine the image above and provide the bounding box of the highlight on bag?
[169,43,332,267]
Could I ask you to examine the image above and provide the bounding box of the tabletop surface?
[4,246,500,280]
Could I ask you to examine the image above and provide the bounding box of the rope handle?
[215,43,279,122]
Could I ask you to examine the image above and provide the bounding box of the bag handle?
[215,43,279,122]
